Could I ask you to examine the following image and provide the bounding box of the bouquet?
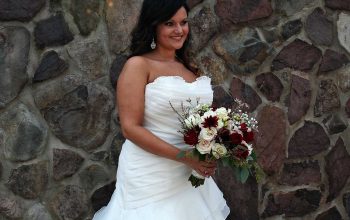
[171,98,264,187]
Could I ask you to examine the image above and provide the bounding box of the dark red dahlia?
[229,132,243,145]
[233,148,249,159]
[184,128,199,145]
[201,115,218,128]
[243,131,254,142]
[218,128,230,142]
[240,123,248,132]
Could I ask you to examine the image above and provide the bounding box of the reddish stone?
[326,138,350,202]
[213,86,235,109]
[215,0,272,25]
[305,8,333,46]
[279,161,321,186]
[262,189,321,217]
[272,39,322,71]
[214,166,259,220]
[287,74,311,124]
[229,77,262,112]
[314,79,340,117]
[255,106,287,175]
[318,49,349,74]
[346,98,350,117]
[325,0,350,11]
[316,207,342,220]
[288,121,330,159]
[255,73,283,102]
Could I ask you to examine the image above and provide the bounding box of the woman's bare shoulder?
[119,56,150,83]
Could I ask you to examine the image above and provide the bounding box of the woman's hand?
[183,152,217,177]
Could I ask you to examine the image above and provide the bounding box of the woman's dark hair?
[130,0,192,69]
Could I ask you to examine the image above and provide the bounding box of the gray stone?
[326,0,350,11]
[0,103,48,162]
[322,114,348,135]
[262,189,321,217]
[53,149,85,180]
[34,13,74,49]
[91,181,116,212]
[344,193,350,218]
[338,13,350,54]
[346,98,350,118]
[79,164,110,191]
[50,185,89,220]
[288,121,330,159]
[49,0,61,12]
[110,54,128,88]
[272,39,322,72]
[229,77,262,112]
[255,72,284,102]
[0,26,30,108]
[106,0,142,53]
[275,0,316,16]
[71,0,101,36]
[256,106,287,175]
[188,6,218,54]
[33,50,68,83]
[316,207,342,220]
[279,161,321,186]
[314,79,341,117]
[287,73,312,125]
[23,203,52,220]
[188,0,203,9]
[109,131,125,167]
[305,8,333,46]
[215,0,272,25]
[0,193,23,219]
[67,37,108,80]
[318,49,349,74]
[6,161,48,199]
[337,65,350,92]
[0,0,45,21]
[213,28,271,74]
[42,84,113,151]
[281,19,303,40]
[326,138,350,202]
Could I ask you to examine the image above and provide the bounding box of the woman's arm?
[116,56,216,176]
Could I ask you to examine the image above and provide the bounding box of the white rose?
[212,143,227,159]
[184,114,200,128]
[199,127,217,141]
[202,110,216,118]
[215,107,230,120]
[217,119,224,129]
[196,139,213,154]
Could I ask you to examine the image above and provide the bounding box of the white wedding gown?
[93,76,230,220]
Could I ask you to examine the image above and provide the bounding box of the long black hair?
[130,0,191,68]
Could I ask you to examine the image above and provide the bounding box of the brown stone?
[287,74,311,124]
[314,79,341,117]
[262,189,321,217]
[255,72,283,102]
[91,181,115,211]
[213,86,235,109]
[229,77,262,112]
[326,138,350,201]
[215,0,272,25]
[272,39,322,71]
[53,149,84,180]
[6,161,48,199]
[110,54,128,89]
[346,98,350,117]
[279,161,321,186]
[214,166,259,220]
[305,8,333,46]
[318,49,349,74]
[288,121,330,159]
[0,0,46,21]
[255,106,287,175]
[316,207,342,220]
[0,193,23,219]
[325,0,350,11]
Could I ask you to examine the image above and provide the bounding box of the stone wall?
[0,0,349,219]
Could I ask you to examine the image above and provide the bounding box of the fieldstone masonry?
[0,0,349,219]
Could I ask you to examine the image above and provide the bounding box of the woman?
[93,0,230,219]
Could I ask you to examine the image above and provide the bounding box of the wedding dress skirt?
[93,76,230,220]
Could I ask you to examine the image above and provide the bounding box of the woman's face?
[155,7,189,51]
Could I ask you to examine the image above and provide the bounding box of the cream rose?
[196,139,213,154]
[212,143,227,159]
[199,127,217,141]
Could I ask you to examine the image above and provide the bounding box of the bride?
[93,0,230,219]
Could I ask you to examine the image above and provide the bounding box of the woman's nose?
[174,24,183,34]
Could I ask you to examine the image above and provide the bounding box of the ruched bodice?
[92,75,229,220]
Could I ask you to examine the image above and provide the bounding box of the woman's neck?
[151,48,177,62]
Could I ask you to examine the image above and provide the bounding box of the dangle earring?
[150,37,156,49]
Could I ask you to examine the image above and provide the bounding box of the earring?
[150,37,156,49]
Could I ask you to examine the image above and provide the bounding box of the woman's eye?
[165,22,173,26]
[181,20,188,25]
